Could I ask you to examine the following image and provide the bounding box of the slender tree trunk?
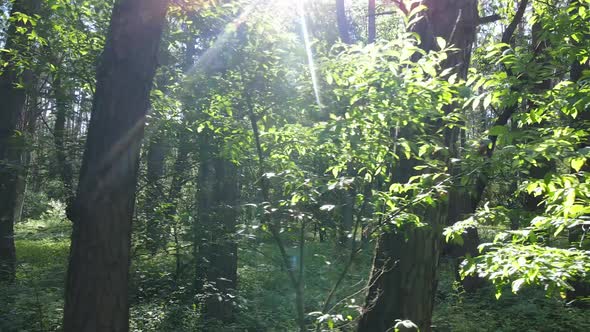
[0,0,40,283]
[358,1,478,331]
[14,79,39,224]
[335,0,355,246]
[53,74,75,203]
[336,0,351,43]
[145,133,167,254]
[339,187,355,247]
[63,0,169,330]
[522,21,554,213]
[368,0,376,43]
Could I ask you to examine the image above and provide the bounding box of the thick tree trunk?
[195,133,239,324]
[336,0,351,44]
[358,221,441,332]
[358,1,478,331]
[0,0,40,283]
[63,0,169,330]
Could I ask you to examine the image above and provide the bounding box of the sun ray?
[185,1,258,76]
[297,0,323,110]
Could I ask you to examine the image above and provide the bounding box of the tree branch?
[478,14,501,25]
[502,0,529,44]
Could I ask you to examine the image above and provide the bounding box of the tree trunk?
[522,21,554,213]
[358,1,478,331]
[339,187,355,247]
[443,0,529,292]
[0,0,40,283]
[358,221,441,332]
[14,79,39,224]
[63,0,169,330]
[144,132,167,254]
[52,74,75,203]
[195,133,239,324]
[368,0,376,43]
[336,0,351,44]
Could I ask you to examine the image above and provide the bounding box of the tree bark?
[358,221,441,331]
[336,0,351,44]
[358,1,479,330]
[63,0,169,330]
[368,0,376,43]
[0,0,40,283]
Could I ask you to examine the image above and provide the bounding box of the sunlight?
[185,1,258,76]
[184,0,322,110]
[297,0,323,110]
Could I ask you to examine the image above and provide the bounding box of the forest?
[0,0,589,331]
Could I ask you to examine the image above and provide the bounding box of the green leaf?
[319,204,335,212]
[511,278,525,293]
[571,157,586,172]
[488,125,508,136]
[436,37,447,50]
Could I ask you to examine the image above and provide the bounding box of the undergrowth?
[1,202,588,331]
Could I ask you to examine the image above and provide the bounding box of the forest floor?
[1,209,589,331]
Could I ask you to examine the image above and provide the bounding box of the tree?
[63,0,170,330]
[0,0,41,283]
[448,0,590,304]
[358,1,479,331]
[368,0,376,43]
[195,134,239,323]
[336,0,351,43]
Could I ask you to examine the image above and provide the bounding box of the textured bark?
[195,134,239,324]
[336,0,351,44]
[358,222,441,331]
[63,0,169,330]
[0,0,40,283]
[358,1,478,331]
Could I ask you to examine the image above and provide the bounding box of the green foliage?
[446,0,590,300]
[3,0,590,330]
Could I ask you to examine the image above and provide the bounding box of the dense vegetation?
[0,0,588,331]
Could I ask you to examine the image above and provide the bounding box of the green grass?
[0,213,70,332]
[1,212,588,331]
